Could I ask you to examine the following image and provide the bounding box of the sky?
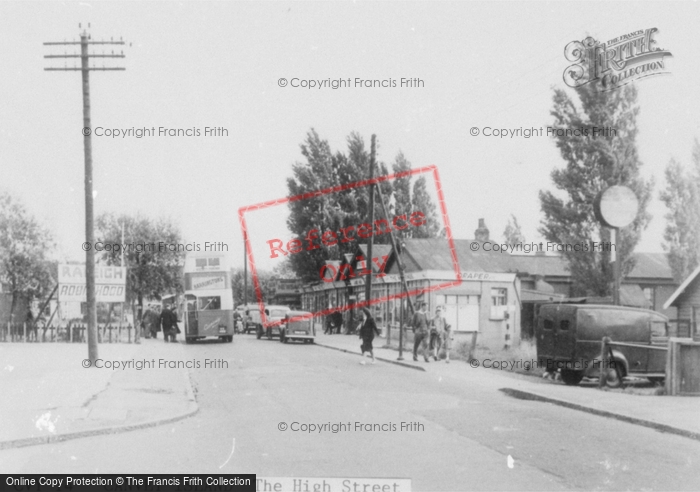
[1,1,699,273]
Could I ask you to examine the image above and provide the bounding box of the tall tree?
[391,152,413,239]
[286,130,394,282]
[95,213,184,321]
[503,214,526,245]
[0,191,54,321]
[539,81,653,296]
[659,139,700,282]
[410,176,440,239]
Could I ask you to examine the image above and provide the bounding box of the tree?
[503,214,526,245]
[95,213,184,322]
[659,139,700,282]
[231,267,276,306]
[410,176,440,238]
[0,191,54,322]
[539,81,653,296]
[391,152,413,238]
[286,129,394,282]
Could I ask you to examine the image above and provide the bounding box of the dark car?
[279,310,315,344]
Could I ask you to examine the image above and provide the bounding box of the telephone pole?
[44,25,126,364]
[364,135,376,307]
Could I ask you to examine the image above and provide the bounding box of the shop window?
[490,288,508,319]
[491,288,507,306]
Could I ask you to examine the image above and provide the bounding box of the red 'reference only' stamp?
[238,165,461,328]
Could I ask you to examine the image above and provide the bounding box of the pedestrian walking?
[431,306,451,362]
[332,309,343,334]
[358,307,380,364]
[411,302,431,362]
[145,306,161,339]
[160,303,180,343]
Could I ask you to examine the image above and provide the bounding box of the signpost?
[594,186,639,305]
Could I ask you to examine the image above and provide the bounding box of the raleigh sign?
[58,264,127,302]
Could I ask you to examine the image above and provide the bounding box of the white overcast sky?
[1,1,698,271]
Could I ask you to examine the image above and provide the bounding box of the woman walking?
[358,307,380,364]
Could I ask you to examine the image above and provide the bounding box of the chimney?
[474,218,489,242]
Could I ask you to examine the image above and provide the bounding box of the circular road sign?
[594,185,639,228]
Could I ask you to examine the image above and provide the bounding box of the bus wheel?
[560,370,583,386]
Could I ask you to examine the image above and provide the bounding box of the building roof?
[387,238,674,282]
[663,264,700,309]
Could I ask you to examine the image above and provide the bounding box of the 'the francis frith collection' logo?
[563,28,672,92]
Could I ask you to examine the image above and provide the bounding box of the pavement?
[0,337,198,450]
[313,329,700,441]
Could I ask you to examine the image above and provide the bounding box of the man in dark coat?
[160,304,179,343]
[411,302,431,363]
[358,307,380,364]
[145,306,161,339]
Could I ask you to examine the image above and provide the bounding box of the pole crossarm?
[44,67,126,71]
[45,54,125,58]
[44,41,125,46]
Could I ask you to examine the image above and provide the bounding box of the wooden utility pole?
[364,135,376,306]
[44,25,126,364]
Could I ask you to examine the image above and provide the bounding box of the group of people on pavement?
[411,302,453,363]
[138,303,180,343]
[355,301,453,365]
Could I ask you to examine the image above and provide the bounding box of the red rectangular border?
[238,165,462,327]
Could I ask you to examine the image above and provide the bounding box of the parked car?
[279,310,315,344]
[256,305,291,340]
[536,303,669,386]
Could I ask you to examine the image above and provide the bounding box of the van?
[256,305,291,340]
[536,304,668,386]
[243,304,262,334]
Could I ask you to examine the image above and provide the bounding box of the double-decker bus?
[183,252,234,343]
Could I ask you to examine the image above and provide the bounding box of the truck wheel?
[604,363,626,388]
[560,369,584,386]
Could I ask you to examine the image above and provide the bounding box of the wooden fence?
[0,322,136,343]
[666,338,700,396]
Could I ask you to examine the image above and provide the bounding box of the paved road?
[2,336,699,490]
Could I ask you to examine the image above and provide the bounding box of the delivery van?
[536,304,669,386]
